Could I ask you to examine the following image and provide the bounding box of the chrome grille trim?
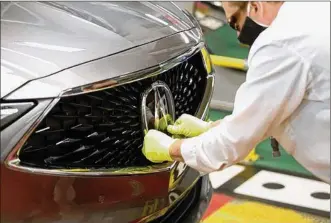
[60,42,205,98]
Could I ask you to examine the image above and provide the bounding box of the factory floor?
[201,164,329,223]
[201,109,330,223]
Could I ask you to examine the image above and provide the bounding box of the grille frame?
[6,44,215,176]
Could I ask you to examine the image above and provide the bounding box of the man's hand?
[148,114,173,133]
[142,130,178,163]
[156,114,173,132]
[167,114,213,137]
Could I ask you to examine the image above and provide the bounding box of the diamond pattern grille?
[19,52,208,169]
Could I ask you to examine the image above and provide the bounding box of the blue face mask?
[238,4,268,46]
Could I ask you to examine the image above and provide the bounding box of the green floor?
[208,109,313,177]
[205,24,249,59]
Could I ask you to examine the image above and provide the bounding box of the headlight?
[0,102,35,130]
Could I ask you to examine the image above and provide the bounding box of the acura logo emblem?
[141,81,175,133]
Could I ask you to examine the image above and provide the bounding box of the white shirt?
[181,2,330,183]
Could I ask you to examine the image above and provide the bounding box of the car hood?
[1,1,195,98]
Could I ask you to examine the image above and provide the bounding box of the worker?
[142,1,330,183]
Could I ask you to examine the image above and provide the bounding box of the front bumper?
[1,163,212,223]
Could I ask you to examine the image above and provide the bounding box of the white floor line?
[208,165,246,189]
[234,170,330,212]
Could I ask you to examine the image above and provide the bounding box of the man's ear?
[250,2,260,14]
[250,1,265,19]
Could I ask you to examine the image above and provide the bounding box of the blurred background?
[175,2,330,222]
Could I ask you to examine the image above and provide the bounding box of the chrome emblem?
[141,81,175,133]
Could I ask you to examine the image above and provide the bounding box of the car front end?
[1,2,214,222]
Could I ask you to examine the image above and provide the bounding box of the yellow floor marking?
[203,200,328,223]
[242,148,260,163]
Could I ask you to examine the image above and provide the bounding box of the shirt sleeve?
[180,42,311,173]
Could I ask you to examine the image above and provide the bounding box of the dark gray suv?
[1,2,214,222]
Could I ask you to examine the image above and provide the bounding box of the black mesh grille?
[19,52,208,169]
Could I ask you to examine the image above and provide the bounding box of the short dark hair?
[228,1,248,10]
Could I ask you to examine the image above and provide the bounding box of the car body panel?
[4,28,202,100]
[1,1,195,98]
[1,162,211,223]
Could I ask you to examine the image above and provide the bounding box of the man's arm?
[169,140,185,162]
[169,42,310,173]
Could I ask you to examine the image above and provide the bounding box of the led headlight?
[1,102,35,130]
